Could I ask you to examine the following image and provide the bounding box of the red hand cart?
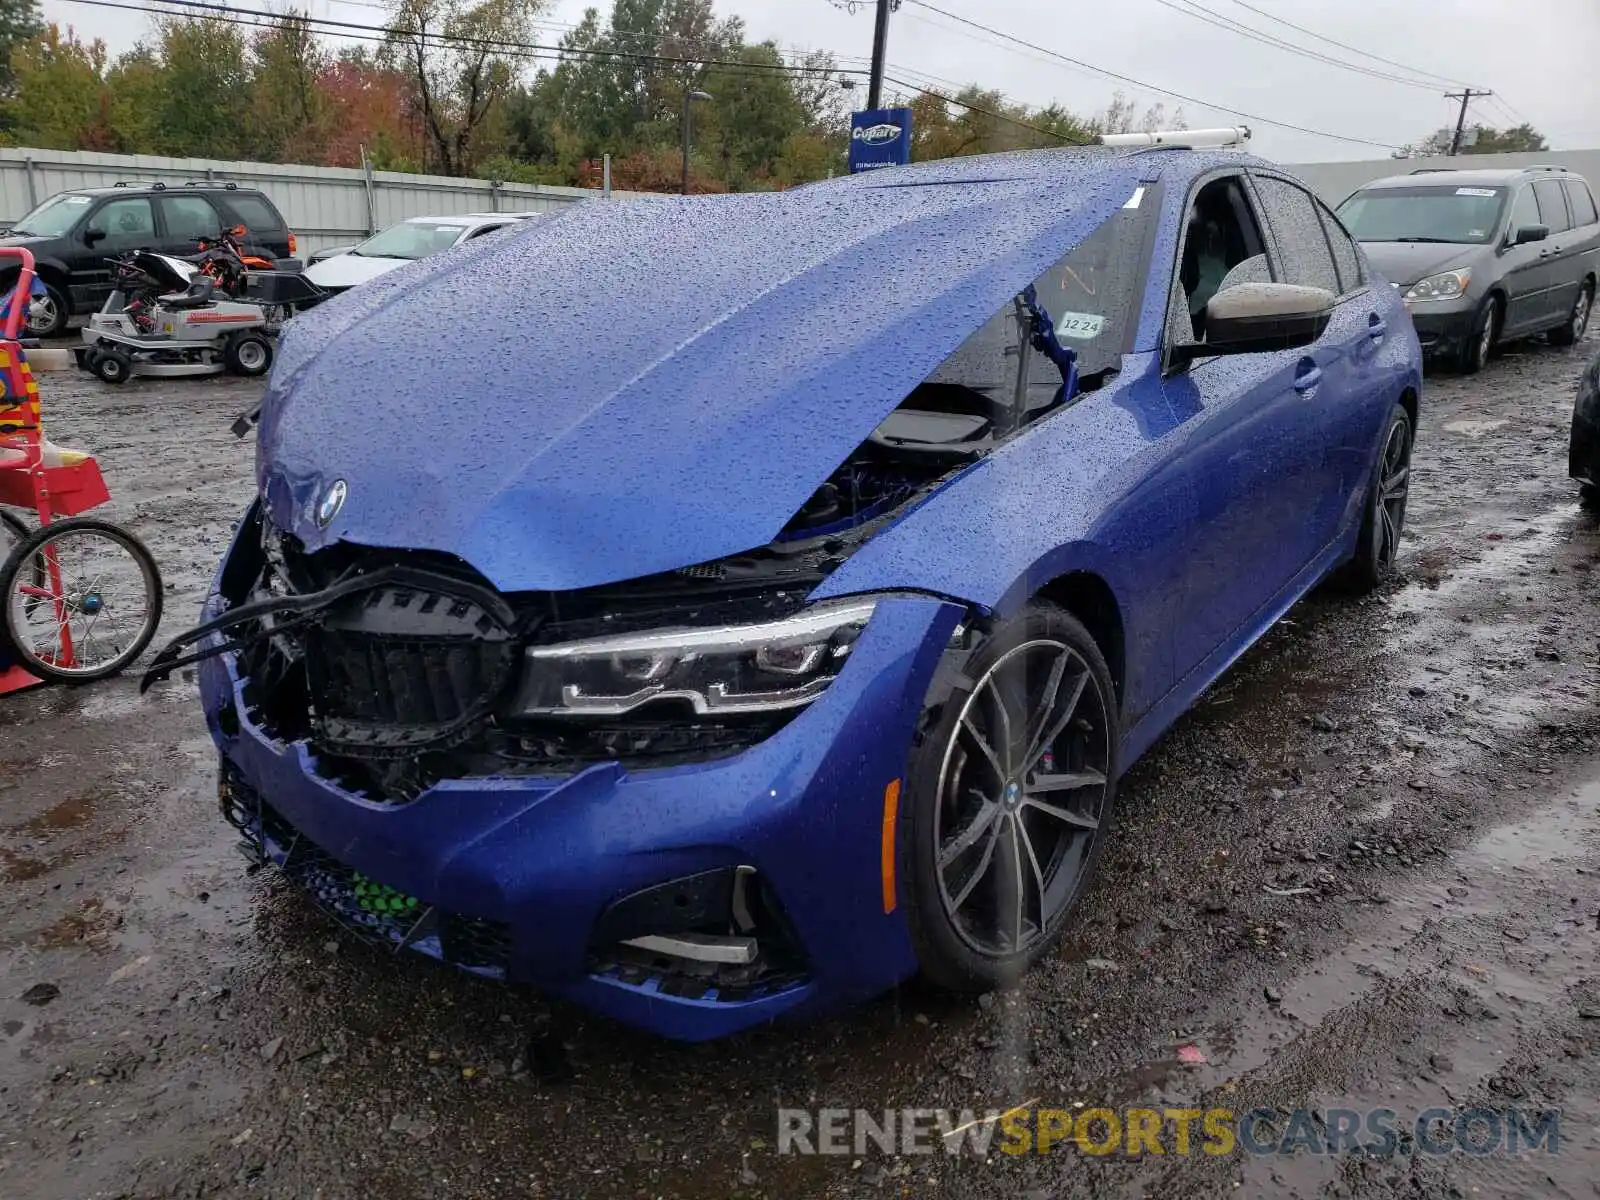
[0,247,162,694]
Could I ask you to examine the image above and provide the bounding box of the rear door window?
[224,193,285,234]
[1533,180,1572,234]
[1252,175,1341,295]
[1315,201,1365,294]
[1563,179,1599,227]
[160,195,223,241]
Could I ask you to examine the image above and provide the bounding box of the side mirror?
[1512,224,1550,246]
[1170,282,1336,368]
[83,226,106,247]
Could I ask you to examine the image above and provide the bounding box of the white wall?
[0,148,636,254]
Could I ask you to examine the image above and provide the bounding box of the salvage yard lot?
[3,339,1600,1199]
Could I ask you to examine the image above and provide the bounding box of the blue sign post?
[848,107,913,173]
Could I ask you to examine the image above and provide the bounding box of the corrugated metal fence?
[4,144,1598,253]
[0,147,635,254]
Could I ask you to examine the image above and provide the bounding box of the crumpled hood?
[1358,240,1480,288]
[257,152,1152,592]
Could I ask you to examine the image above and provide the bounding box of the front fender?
[813,358,1193,719]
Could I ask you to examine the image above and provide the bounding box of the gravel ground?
[2,333,1599,1200]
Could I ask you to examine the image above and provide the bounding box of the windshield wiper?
[1391,236,1458,244]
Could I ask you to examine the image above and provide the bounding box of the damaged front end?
[153,187,1146,1033]
[155,433,968,804]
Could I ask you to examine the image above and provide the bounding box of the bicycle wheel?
[1,517,163,682]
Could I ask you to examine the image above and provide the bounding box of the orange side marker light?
[881,779,901,914]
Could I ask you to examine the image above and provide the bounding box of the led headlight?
[1404,269,1471,303]
[516,598,878,717]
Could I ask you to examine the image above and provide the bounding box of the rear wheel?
[1344,403,1413,593]
[224,332,272,377]
[1550,280,1594,348]
[0,517,163,682]
[901,603,1118,992]
[1459,296,1499,375]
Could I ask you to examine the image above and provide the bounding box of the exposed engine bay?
[149,291,1117,806]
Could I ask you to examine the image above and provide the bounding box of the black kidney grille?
[308,630,499,726]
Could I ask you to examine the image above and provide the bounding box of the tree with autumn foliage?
[0,0,1188,193]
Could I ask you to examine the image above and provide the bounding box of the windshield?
[352,222,465,260]
[1336,185,1507,244]
[927,204,1147,404]
[9,192,94,237]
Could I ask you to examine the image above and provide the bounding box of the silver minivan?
[1337,166,1599,373]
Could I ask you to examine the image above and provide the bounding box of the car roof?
[65,183,272,197]
[1354,166,1577,191]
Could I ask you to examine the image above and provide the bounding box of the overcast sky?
[39,0,1600,163]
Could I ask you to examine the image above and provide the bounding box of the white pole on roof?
[1099,126,1251,150]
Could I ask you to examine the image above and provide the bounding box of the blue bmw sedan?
[146,143,1422,1041]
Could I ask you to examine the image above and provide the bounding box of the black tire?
[900,602,1118,993]
[1458,296,1499,375]
[1,508,27,548]
[1344,403,1414,593]
[0,517,163,683]
[224,332,272,377]
[1550,280,1594,348]
[24,282,70,340]
[1581,483,1600,512]
[93,348,133,385]
[80,345,102,372]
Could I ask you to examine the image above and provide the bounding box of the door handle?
[1368,314,1387,340]
[1293,362,1323,393]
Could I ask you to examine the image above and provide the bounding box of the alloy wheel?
[1573,288,1592,343]
[25,293,58,337]
[934,639,1110,958]
[1375,417,1412,567]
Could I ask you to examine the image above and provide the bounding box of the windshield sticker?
[61,195,91,205]
[1053,311,1105,340]
[1455,187,1498,197]
[1123,187,1145,209]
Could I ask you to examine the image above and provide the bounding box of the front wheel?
[0,517,164,682]
[1343,403,1414,593]
[900,603,1118,993]
[93,348,133,385]
[1458,296,1499,375]
[1550,281,1594,348]
[24,283,70,339]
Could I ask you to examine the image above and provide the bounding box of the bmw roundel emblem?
[316,479,347,527]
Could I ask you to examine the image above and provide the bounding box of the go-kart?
[76,250,320,385]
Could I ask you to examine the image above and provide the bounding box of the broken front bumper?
[199,588,963,1041]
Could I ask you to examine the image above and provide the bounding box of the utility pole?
[1445,89,1493,156]
[681,89,712,195]
[866,0,893,111]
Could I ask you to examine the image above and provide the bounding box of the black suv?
[0,181,299,337]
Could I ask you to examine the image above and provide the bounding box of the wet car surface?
[3,333,1599,1198]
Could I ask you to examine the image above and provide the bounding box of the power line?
[56,0,1087,146]
[899,0,1401,149]
[1151,0,1457,92]
[1218,0,1475,89]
